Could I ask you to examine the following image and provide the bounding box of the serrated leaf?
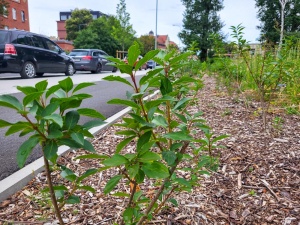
[41,102,59,117]
[103,75,133,87]
[65,110,80,129]
[72,82,95,93]
[162,151,177,165]
[116,136,135,154]
[142,161,169,179]
[77,108,105,119]
[138,151,161,162]
[104,175,122,194]
[77,169,98,183]
[58,77,73,93]
[107,99,140,109]
[0,95,23,111]
[127,42,140,65]
[71,132,84,146]
[164,131,193,141]
[160,77,173,95]
[65,195,80,204]
[17,136,39,168]
[103,154,128,166]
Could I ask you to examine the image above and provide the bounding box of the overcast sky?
[28,0,261,46]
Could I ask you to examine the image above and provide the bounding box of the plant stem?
[43,156,64,225]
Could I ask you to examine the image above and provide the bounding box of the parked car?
[146,60,155,69]
[123,55,147,70]
[0,29,75,78]
[69,49,117,73]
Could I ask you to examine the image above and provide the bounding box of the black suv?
[69,49,117,73]
[0,29,75,78]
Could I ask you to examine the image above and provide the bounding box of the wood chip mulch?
[0,75,299,225]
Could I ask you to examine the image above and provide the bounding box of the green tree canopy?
[0,0,9,28]
[138,34,155,55]
[180,0,224,61]
[255,0,300,44]
[73,16,121,56]
[66,8,93,40]
[115,0,136,51]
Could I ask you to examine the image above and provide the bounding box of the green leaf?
[71,132,84,146]
[123,208,134,223]
[162,151,177,165]
[116,130,136,136]
[111,192,130,197]
[47,123,63,139]
[77,185,96,193]
[212,134,230,143]
[0,95,23,111]
[44,140,58,164]
[152,115,168,127]
[72,82,95,93]
[35,80,48,92]
[65,195,80,204]
[103,154,128,166]
[107,99,140,109]
[46,84,60,99]
[23,91,44,106]
[58,138,81,149]
[17,136,39,168]
[127,42,140,65]
[137,131,152,151]
[61,167,77,182]
[5,122,31,136]
[44,114,63,127]
[138,151,161,162]
[75,154,108,160]
[128,163,139,179]
[41,102,59,117]
[116,136,135,154]
[104,175,122,194]
[164,131,193,141]
[65,110,80,129]
[175,177,191,188]
[135,169,145,183]
[83,139,95,152]
[77,169,98,183]
[52,185,68,191]
[103,75,133,87]
[160,77,173,95]
[0,119,12,128]
[17,86,37,95]
[77,108,105,119]
[136,49,159,70]
[173,97,191,110]
[142,162,169,179]
[82,119,106,130]
[58,77,73,93]
[168,198,178,206]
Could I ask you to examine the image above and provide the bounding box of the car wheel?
[20,61,36,79]
[36,73,44,77]
[112,67,117,73]
[65,63,75,76]
[91,63,102,74]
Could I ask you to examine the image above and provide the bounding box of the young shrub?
[0,78,105,225]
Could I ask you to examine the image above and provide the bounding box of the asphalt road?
[0,70,146,181]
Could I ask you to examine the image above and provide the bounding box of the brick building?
[0,0,30,31]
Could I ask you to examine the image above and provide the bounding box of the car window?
[31,35,45,49]
[44,38,61,53]
[0,30,9,44]
[69,51,89,56]
[92,51,99,57]
[99,51,108,57]
[16,34,27,45]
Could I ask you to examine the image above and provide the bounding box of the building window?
[12,8,17,20]
[21,11,25,22]
[13,0,20,2]
[92,14,97,20]
[60,15,67,20]
[3,6,7,17]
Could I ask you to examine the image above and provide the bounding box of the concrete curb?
[0,90,159,203]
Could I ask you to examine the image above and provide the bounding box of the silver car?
[69,49,117,73]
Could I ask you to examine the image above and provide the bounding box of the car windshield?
[0,31,9,44]
[69,51,89,56]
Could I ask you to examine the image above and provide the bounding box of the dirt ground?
[0,75,299,225]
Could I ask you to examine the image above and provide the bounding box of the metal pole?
[155,0,158,50]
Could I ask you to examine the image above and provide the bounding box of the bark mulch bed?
[0,75,299,225]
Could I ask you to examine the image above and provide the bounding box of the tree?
[0,0,9,28]
[255,0,300,44]
[180,0,224,61]
[138,34,155,55]
[115,0,136,51]
[73,17,121,56]
[65,8,93,40]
